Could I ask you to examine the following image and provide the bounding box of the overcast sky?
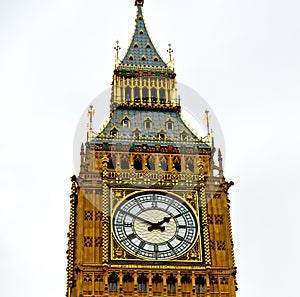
[0,0,299,296]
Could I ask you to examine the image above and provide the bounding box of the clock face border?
[109,188,203,263]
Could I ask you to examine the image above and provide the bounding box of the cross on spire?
[114,41,121,66]
[87,105,95,140]
[167,43,174,63]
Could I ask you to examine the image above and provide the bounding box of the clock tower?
[66,1,237,297]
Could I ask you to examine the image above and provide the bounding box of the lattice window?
[95,211,102,221]
[209,240,216,250]
[109,272,118,291]
[167,273,177,293]
[152,273,163,293]
[138,273,148,292]
[217,240,226,250]
[95,237,103,247]
[84,237,93,247]
[214,215,224,224]
[207,214,213,224]
[84,211,93,221]
[195,276,205,294]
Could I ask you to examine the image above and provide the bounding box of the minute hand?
[121,211,153,225]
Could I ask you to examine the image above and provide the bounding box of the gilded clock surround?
[66,1,237,296]
[110,189,203,263]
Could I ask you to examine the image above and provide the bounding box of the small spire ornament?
[114,40,121,67]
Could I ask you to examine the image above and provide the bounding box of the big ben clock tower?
[66,1,237,296]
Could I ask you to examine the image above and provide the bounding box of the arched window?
[139,29,144,35]
[181,131,188,141]
[125,86,131,101]
[173,156,181,172]
[159,156,168,171]
[144,118,152,129]
[152,274,163,293]
[167,274,176,294]
[151,88,157,99]
[122,116,130,128]
[141,55,147,61]
[134,87,140,100]
[186,157,194,172]
[134,42,139,48]
[133,155,143,170]
[123,273,133,293]
[153,56,159,62]
[110,127,118,137]
[147,155,155,170]
[138,274,148,292]
[142,87,149,99]
[133,128,140,139]
[166,119,173,130]
[120,154,129,170]
[195,276,205,294]
[107,154,116,170]
[108,272,118,292]
[159,88,166,102]
[129,55,134,61]
[157,130,166,140]
[146,43,151,49]
[181,275,191,293]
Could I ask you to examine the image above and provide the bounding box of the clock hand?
[121,211,153,225]
[148,217,171,232]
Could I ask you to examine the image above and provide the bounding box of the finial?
[167,43,174,61]
[135,0,144,7]
[114,41,121,67]
[204,110,211,137]
[87,105,95,141]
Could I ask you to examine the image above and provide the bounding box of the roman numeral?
[176,235,184,241]
[178,225,187,228]
[139,241,146,249]
[124,223,133,227]
[127,233,137,240]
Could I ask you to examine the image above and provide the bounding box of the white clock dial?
[113,192,198,260]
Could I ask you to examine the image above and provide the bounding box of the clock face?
[113,192,198,260]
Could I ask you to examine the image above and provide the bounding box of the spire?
[118,3,168,70]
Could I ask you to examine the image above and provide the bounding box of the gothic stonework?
[66,1,237,297]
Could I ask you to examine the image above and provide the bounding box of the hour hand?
[158,216,171,226]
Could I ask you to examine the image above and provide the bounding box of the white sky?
[0,0,299,296]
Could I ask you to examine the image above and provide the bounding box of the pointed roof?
[118,5,168,70]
